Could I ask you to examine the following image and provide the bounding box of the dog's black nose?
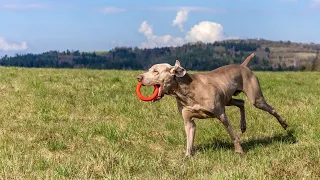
[137,75,143,82]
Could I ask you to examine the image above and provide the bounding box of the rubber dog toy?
[136,82,159,101]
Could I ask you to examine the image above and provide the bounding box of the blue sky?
[1,0,320,56]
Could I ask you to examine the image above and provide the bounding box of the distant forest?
[1,39,320,71]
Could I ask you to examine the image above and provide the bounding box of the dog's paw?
[282,123,288,130]
[234,144,244,154]
[241,127,246,133]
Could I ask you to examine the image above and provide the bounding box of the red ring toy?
[136,82,159,101]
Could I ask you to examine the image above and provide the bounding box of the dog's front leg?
[218,110,244,154]
[182,110,196,157]
[184,120,196,157]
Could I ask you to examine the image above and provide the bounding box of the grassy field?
[0,67,319,179]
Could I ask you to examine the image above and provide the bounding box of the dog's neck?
[175,73,193,87]
[167,73,194,102]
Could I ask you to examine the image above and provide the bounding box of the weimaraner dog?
[137,53,288,156]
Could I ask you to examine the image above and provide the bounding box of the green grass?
[0,67,319,179]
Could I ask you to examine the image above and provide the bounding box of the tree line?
[0,41,299,71]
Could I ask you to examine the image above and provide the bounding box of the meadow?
[0,67,319,179]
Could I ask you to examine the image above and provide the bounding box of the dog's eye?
[153,70,159,74]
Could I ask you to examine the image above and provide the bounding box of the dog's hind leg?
[253,97,288,129]
[243,76,288,130]
[227,98,246,133]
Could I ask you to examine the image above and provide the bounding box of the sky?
[0,0,320,56]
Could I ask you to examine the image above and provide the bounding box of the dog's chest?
[184,104,213,119]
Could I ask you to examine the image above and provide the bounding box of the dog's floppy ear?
[170,60,186,77]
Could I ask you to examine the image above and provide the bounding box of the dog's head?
[137,60,186,101]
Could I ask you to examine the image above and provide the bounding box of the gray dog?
[137,53,288,156]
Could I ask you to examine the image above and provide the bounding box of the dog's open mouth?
[152,84,163,102]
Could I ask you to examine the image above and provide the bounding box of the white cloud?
[139,21,153,37]
[186,21,230,43]
[310,0,320,8]
[172,9,189,32]
[138,20,237,48]
[280,0,297,2]
[138,21,185,48]
[0,3,46,10]
[0,37,28,51]
[153,6,222,13]
[101,7,126,14]
[138,9,238,48]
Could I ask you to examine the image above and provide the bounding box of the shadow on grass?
[195,129,297,152]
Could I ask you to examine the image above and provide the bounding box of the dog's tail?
[241,53,256,67]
